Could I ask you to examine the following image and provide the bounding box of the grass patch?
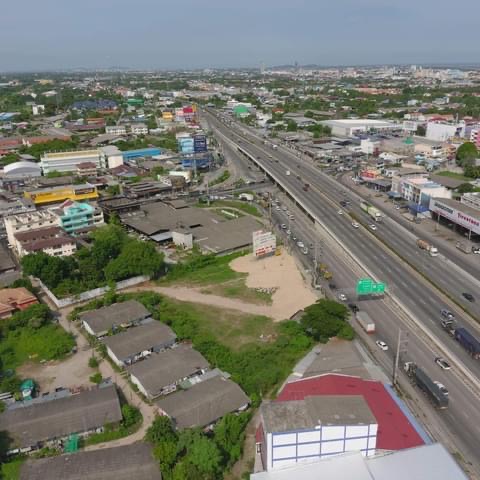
[160,297,276,350]
[0,325,75,371]
[0,457,25,480]
[161,250,248,286]
[210,169,231,186]
[436,171,471,181]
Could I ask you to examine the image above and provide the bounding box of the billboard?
[429,198,480,235]
[178,137,194,154]
[253,230,276,258]
[194,134,207,153]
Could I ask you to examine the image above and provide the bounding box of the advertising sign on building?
[194,134,207,153]
[178,137,194,154]
[253,230,276,258]
[429,199,480,235]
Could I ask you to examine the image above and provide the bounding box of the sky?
[1,0,479,71]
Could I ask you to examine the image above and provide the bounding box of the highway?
[204,110,480,477]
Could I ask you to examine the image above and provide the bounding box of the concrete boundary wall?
[35,275,150,308]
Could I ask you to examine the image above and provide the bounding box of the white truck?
[355,311,375,333]
[416,239,438,257]
[360,201,382,222]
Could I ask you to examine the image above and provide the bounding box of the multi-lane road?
[205,109,480,477]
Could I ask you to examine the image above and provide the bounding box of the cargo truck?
[355,311,375,333]
[416,239,439,257]
[454,327,480,359]
[404,362,448,409]
[360,201,382,222]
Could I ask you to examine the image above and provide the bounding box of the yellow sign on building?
[25,185,98,205]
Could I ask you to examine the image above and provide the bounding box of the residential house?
[0,287,38,318]
[80,300,151,338]
[103,321,177,367]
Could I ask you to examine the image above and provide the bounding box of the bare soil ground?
[230,250,318,321]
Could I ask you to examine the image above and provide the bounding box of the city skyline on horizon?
[1,0,479,71]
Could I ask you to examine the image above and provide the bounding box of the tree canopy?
[300,299,353,342]
[456,142,478,167]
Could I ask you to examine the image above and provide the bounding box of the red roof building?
[276,374,424,451]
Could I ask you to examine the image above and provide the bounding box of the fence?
[35,275,150,309]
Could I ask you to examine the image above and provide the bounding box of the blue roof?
[0,112,16,121]
[122,148,162,159]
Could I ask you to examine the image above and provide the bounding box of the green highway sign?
[356,278,386,296]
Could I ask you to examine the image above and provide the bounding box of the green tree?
[457,183,475,194]
[89,372,102,384]
[88,356,99,368]
[121,404,141,429]
[146,416,178,444]
[187,436,222,477]
[456,142,478,167]
[104,241,164,281]
[172,460,202,480]
[300,299,349,342]
[89,225,128,268]
[214,412,251,466]
[153,440,179,474]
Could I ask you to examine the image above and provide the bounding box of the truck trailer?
[404,362,448,409]
[360,201,382,222]
[416,239,439,257]
[355,311,375,333]
[454,327,480,359]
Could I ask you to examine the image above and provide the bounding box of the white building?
[3,161,42,178]
[360,138,381,155]
[105,125,127,135]
[461,192,480,211]
[18,234,77,257]
[40,149,106,174]
[258,396,378,472]
[426,122,465,142]
[398,177,451,206]
[130,123,149,135]
[320,119,398,137]
[5,210,58,247]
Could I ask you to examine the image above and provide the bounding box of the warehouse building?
[258,396,378,471]
[19,442,162,480]
[3,161,42,178]
[80,300,151,338]
[156,374,250,429]
[0,383,122,452]
[320,119,399,137]
[128,344,210,399]
[250,443,467,480]
[40,149,106,174]
[103,321,177,367]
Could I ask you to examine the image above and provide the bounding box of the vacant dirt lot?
[17,333,95,394]
[230,250,318,321]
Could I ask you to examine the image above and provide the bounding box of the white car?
[351,222,360,228]
[394,205,400,210]
[286,230,291,236]
[369,224,377,231]
[435,357,451,370]
[297,241,305,248]
[434,381,449,396]
[338,293,347,302]
[337,210,343,215]
[281,224,287,229]
[376,340,388,351]
[302,248,309,255]
[275,206,281,211]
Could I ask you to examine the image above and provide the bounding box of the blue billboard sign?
[194,134,207,153]
[178,137,194,154]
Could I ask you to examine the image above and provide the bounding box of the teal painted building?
[52,200,104,235]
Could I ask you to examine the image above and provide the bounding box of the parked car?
[329,283,337,290]
[376,340,389,351]
[351,222,360,228]
[338,293,348,302]
[297,241,305,248]
[435,357,451,370]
